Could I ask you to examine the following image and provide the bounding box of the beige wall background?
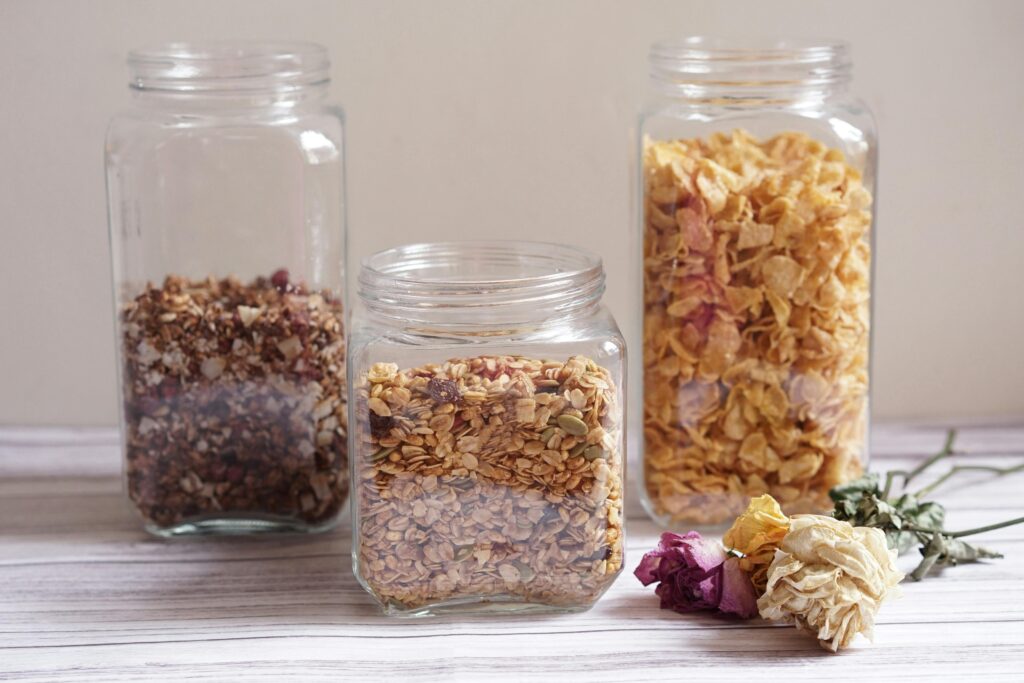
[1,0,1023,426]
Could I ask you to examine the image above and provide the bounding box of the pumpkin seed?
[556,414,589,436]
[569,442,588,458]
[454,545,474,561]
[584,445,606,461]
[370,446,396,463]
[540,427,557,443]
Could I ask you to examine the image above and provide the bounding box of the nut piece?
[236,305,261,327]
[276,336,303,360]
[200,357,226,380]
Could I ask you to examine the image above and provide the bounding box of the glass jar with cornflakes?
[349,241,626,615]
[639,38,876,526]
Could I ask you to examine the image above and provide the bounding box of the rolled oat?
[354,354,624,612]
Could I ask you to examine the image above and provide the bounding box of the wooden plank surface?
[2,423,1023,681]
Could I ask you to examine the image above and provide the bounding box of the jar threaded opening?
[127,41,329,94]
[358,241,606,330]
[649,37,851,100]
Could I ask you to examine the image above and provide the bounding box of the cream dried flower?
[757,515,904,652]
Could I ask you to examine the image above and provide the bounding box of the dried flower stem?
[904,515,1024,539]
[882,429,958,498]
[915,462,1024,498]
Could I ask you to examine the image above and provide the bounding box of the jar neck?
[358,242,606,335]
[127,41,330,111]
[649,37,851,106]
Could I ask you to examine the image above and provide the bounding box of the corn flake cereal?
[643,130,870,525]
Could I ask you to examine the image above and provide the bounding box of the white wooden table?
[2,423,1023,681]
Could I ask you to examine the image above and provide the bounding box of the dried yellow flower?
[723,494,790,592]
[757,515,904,652]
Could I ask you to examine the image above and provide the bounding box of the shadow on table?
[591,595,845,659]
[5,487,389,630]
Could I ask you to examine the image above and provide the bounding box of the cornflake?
[354,354,624,611]
[643,130,871,525]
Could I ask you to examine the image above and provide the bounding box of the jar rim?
[649,36,852,99]
[358,241,606,330]
[128,41,330,93]
[651,36,849,61]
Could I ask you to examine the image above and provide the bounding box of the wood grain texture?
[2,423,1024,681]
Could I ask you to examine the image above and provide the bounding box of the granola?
[643,130,871,525]
[120,271,348,530]
[354,355,624,612]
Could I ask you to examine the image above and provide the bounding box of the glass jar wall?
[106,42,348,535]
[349,242,626,615]
[639,38,876,527]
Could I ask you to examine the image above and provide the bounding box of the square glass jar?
[106,42,349,535]
[638,38,876,527]
[349,241,626,615]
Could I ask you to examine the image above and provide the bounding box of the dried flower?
[634,531,757,618]
[757,515,904,652]
[723,494,791,593]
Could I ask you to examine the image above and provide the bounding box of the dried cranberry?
[369,412,393,439]
[480,364,504,380]
[270,268,290,292]
[226,466,245,483]
[426,377,461,404]
[285,307,311,333]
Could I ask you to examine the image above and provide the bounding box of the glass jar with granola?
[349,241,626,615]
[639,38,876,527]
[106,42,348,535]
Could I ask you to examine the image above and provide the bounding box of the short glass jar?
[349,242,626,615]
[106,42,348,535]
[638,38,876,527]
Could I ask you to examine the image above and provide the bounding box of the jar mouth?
[649,36,851,99]
[128,41,329,93]
[358,241,606,329]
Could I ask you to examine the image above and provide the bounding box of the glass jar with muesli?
[106,42,348,535]
[349,241,626,615]
[638,38,877,527]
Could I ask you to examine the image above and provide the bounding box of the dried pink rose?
[634,531,758,618]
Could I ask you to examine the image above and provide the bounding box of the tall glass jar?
[639,38,876,527]
[106,42,348,536]
[349,242,626,615]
